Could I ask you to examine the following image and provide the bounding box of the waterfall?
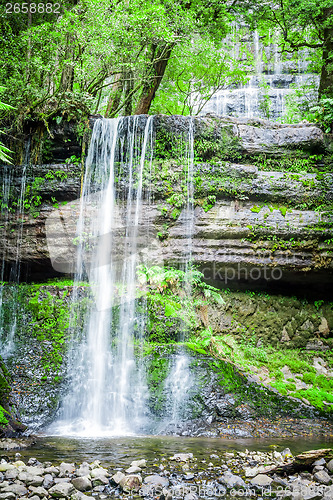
[198,30,319,120]
[0,140,30,359]
[50,116,153,437]
[160,117,195,431]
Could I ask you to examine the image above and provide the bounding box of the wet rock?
[27,476,44,487]
[119,474,142,492]
[125,466,141,474]
[184,494,198,500]
[169,454,193,462]
[91,476,108,487]
[43,473,55,489]
[184,473,195,480]
[71,492,91,500]
[250,474,273,488]
[313,470,332,485]
[111,471,125,485]
[71,477,92,492]
[281,448,293,460]
[75,464,90,477]
[218,471,246,489]
[28,486,49,497]
[313,465,324,472]
[44,466,59,476]
[90,467,109,478]
[54,477,71,484]
[2,484,28,496]
[59,463,75,476]
[26,467,45,476]
[327,459,333,472]
[130,459,146,468]
[4,469,18,480]
[48,482,75,497]
[143,475,169,489]
[314,457,327,467]
[0,493,15,500]
[0,464,14,472]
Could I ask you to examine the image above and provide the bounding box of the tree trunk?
[266,449,333,475]
[59,35,75,92]
[319,9,333,97]
[134,44,174,115]
[105,74,123,117]
[124,70,134,116]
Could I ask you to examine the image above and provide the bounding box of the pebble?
[0,445,330,500]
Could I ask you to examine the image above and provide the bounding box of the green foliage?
[310,96,333,133]
[0,405,8,426]
[0,87,15,164]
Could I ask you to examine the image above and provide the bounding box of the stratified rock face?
[0,115,332,291]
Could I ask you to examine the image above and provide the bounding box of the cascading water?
[160,117,195,431]
[198,30,319,120]
[50,116,153,437]
[0,140,30,359]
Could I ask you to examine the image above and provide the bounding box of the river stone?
[44,466,60,476]
[250,474,273,488]
[75,465,90,478]
[59,463,75,476]
[43,473,55,489]
[27,476,44,486]
[144,475,169,488]
[26,467,44,476]
[54,478,71,484]
[323,486,333,500]
[218,472,246,489]
[0,493,15,499]
[119,475,142,492]
[313,458,326,466]
[71,477,92,492]
[126,466,141,474]
[29,486,49,497]
[13,460,25,467]
[4,469,18,480]
[326,459,333,472]
[71,492,91,500]
[281,448,293,459]
[91,476,108,487]
[0,464,15,472]
[313,470,332,485]
[169,454,193,462]
[244,466,270,477]
[2,484,28,496]
[90,468,109,478]
[184,494,198,500]
[130,460,146,468]
[111,472,125,485]
[49,482,75,497]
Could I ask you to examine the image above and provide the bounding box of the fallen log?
[267,449,333,475]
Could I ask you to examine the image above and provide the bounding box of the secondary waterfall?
[0,140,30,359]
[50,116,153,436]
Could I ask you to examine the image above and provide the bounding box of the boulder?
[71,477,92,492]
[119,475,142,492]
[250,474,273,488]
[48,482,75,497]
[313,470,332,485]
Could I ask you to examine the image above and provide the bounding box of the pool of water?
[7,435,333,466]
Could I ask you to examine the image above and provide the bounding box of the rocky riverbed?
[0,439,332,499]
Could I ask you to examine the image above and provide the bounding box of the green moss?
[0,405,8,426]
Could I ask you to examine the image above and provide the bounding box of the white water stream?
[51,117,153,436]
